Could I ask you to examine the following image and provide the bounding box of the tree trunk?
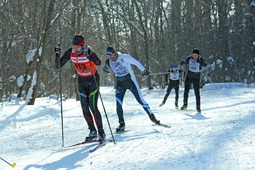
[28,0,56,105]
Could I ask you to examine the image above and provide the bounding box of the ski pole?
[203,71,213,84]
[96,84,116,144]
[202,71,221,93]
[88,59,116,144]
[0,157,16,168]
[136,72,169,76]
[55,43,64,147]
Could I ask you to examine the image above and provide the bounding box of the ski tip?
[153,123,172,128]
[114,130,129,134]
[90,142,107,153]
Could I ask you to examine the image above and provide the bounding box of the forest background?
[0,0,254,105]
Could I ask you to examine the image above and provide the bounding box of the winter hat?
[106,47,115,55]
[192,48,199,55]
[73,35,85,46]
[172,64,178,68]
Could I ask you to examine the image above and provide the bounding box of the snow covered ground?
[0,83,255,170]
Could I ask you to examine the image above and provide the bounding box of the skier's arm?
[85,46,101,66]
[125,54,146,71]
[165,70,170,85]
[103,59,111,73]
[55,48,71,68]
[180,57,189,66]
[198,57,207,67]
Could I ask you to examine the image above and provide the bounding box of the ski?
[153,123,171,128]
[54,140,112,152]
[114,130,129,134]
[90,141,107,153]
[67,140,97,147]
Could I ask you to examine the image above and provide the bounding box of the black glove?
[180,59,185,65]
[55,43,61,69]
[142,69,150,76]
[55,43,61,55]
[103,65,110,73]
[197,58,202,63]
[84,46,91,56]
[197,57,206,66]
[84,46,93,61]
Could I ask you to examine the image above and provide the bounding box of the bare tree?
[1,0,254,102]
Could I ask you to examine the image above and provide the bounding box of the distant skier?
[55,35,105,143]
[103,47,160,132]
[180,48,207,113]
[159,64,181,109]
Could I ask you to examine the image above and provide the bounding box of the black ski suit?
[56,47,104,135]
[162,69,181,107]
[180,55,207,110]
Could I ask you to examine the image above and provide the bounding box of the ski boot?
[159,101,165,107]
[149,114,160,124]
[116,122,125,132]
[98,131,106,143]
[175,102,178,109]
[180,105,187,110]
[85,130,97,142]
[196,107,201,113]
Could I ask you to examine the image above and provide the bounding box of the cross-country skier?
[179,48,207,113]
[159,64,181,109]
[55,35,105,142]
[103,47,160,132]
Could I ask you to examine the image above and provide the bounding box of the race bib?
[170,71,179,80]
[111,61,129,77]
[189,59,199,72]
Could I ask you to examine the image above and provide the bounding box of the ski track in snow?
[1,84,255,170]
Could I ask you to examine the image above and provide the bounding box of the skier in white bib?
[103,47,160,132]
[159,64,181,109]
[180,48,207,113]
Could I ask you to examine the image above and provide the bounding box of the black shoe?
[175,102,178,108]
[180,105,187,110]
[98,132,106,143]
[159,101,165,107]
[116,122,125,132]
[149,114,160,124]
[196,107,201,113]
[85,130,97,141]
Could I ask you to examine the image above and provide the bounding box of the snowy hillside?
[0,83,255,170]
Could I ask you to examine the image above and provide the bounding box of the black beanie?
[192,48,199,55]
[73,35,85,46]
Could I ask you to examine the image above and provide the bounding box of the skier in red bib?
[55,35,105,142]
